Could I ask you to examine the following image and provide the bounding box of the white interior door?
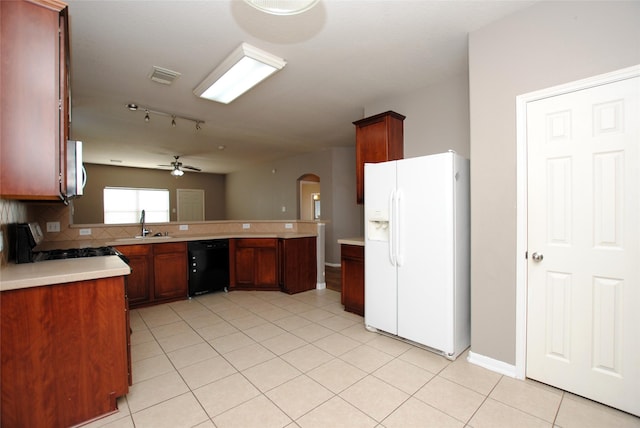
[526,76,639,416]
[177,189,205,222]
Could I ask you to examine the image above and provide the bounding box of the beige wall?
[469,1,640,365]
[365,72,470,158]
[73,163,226,224]
[225,146,363,264]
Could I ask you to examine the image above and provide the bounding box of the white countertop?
[337,237,364,246]
[0,256,131,292]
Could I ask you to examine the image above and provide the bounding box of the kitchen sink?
[113,235,172,242]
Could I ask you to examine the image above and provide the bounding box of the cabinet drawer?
[234,238,278,248]
[341,244,364,260]
[116,244,151,256]
[153,242,187,254]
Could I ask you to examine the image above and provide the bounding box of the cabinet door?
[116,245,151,307]
[280,237,317,294]
[0,1,68,200]
[153,242,187,301]
[254,246,278,287]
[341,244,365,316]
[231,239,278,290]
[354,111,405,204]
[234,247,256,286]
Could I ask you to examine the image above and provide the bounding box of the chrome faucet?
[140,209,150,237]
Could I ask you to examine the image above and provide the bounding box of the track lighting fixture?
[126,103,204,130]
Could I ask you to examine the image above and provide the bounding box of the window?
[103,187,170,224]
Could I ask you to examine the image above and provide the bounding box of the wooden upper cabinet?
[0,0,70,200]
[354,111,405,204]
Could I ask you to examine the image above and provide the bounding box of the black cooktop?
[33,246,119,262]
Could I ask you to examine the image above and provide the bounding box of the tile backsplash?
[0,198,319,266]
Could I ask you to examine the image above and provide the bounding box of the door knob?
[531,252,544,262]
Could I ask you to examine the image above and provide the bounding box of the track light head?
[126,103,204,130]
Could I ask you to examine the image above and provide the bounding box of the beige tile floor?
[85,289,640,428]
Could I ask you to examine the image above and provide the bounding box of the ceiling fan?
[158,156,201,177]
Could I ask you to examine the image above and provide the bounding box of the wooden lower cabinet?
[116,242,187,308]
[230,238,279,290]
[1,277,129,428]
[153,242,188,300]
[280,237,317,294]
[117,244,152,306]
[341,244,365,316]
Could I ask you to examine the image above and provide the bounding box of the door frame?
[176,188,205,222]
[514,64,640,380]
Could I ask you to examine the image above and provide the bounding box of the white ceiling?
[66,0,535,174]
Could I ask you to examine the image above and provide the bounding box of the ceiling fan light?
[193,43,286,104]
[171,168,184,177]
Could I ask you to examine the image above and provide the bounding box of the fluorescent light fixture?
[194,43,286,104]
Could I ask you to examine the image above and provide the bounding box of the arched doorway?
[297,173,320,220]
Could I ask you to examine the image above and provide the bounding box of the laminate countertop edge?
[0,256,131,292]
[34,233,318,251]
[338,237,365,246]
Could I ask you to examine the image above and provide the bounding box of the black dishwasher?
[188,240,230,296]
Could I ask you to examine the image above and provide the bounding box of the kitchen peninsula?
[0,221,319,427]
[0,256,131,427]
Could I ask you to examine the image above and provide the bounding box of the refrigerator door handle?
[389,189,396,266]
[395,189,403,266]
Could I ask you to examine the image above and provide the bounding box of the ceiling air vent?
[148,66,181,85]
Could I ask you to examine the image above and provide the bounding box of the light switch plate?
[46,221,60,232]
[242,223,251,229]
[79,228,92,236]
[285,223,293,229]
[179,224,189,231]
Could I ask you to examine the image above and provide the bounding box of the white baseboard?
[467,351,518,378]
[316,282,326,290]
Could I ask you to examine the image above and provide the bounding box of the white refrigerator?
[364,151,470,359]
